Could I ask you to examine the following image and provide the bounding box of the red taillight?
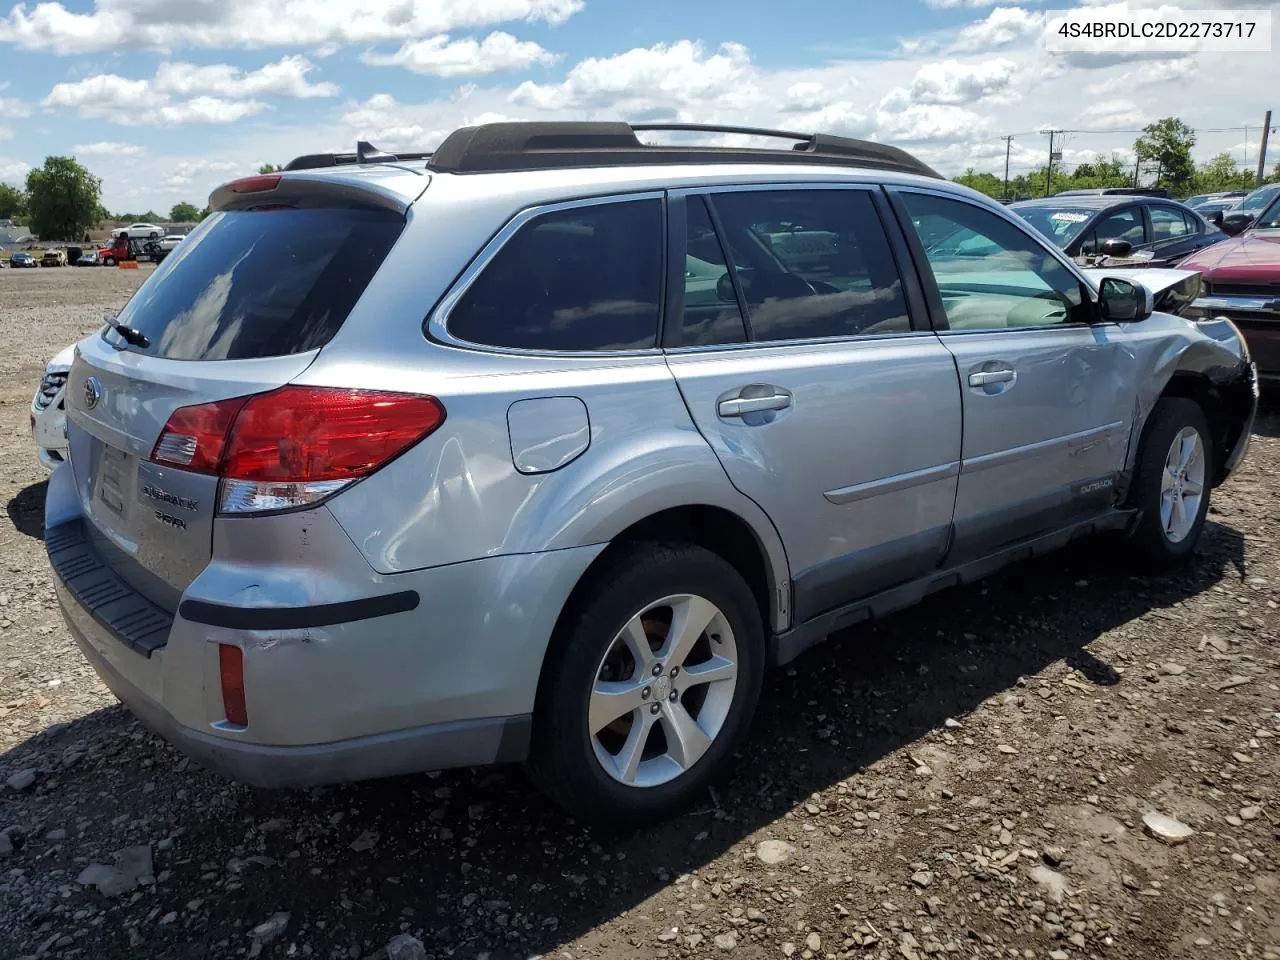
[150,386,446,511]
[221,386,445,482]
[227,174,281,194]
[152,396,248,472]
[219,644,247,727]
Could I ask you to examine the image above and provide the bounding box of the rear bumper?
[44,462,603,786]
[62,600,529,788]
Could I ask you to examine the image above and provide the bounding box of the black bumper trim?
[46,519,173,658]
[178,591,420,630]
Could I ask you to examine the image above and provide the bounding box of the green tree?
[0,182,26,220]
[1192,153,1255,194]
[952,169,1004,199]
[169,202,201,222]
[25,156,102,241]
[1134,118,1196,191]
[258,164,281,174]
[198,206,212,220]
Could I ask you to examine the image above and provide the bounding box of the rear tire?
[528,543,765,825]
[1127,397,1213,568]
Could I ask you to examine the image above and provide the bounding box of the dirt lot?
[1,265,1278,960]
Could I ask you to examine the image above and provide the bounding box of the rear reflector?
[219,644,248,727]
[151,386,446,514]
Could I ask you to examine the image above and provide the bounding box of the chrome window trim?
[666,181,922,350]
[426,190,668,358]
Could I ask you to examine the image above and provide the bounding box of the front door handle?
[968,369,1016,387]
[718,393,792,418]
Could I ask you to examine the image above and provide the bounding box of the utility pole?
[1257,110,1273,186]
[1002,135,1013,199]
[1132,153,1141,188]
[1044,130,1062,196]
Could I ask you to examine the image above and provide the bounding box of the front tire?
[1128,397,1213,567]
[528,543,765,824]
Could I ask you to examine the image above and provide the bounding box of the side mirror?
[1212,210,1225,227]
[1220,213,1255,236]
[1099,238,1132,257]
[1098,276,1153,323]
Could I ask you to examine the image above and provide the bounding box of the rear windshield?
[106,207,404,360]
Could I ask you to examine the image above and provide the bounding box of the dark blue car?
[8,251,38,268]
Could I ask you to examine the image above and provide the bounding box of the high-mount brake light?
[150,386,446,514]
[226,174,282,194]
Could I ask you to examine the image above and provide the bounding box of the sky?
[0,0,1276,214]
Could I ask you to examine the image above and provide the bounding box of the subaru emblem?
[83,376,102,410]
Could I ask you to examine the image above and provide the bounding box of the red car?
[1182,193,1280,382]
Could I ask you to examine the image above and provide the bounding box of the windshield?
[106,206,404,360]
[1236,185,1280,212]
[1255,195,1280,230]
[1010,206,1094,247]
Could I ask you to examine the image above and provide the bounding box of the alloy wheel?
[589,594,738,788]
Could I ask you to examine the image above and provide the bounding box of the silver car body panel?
[47,156,1256,786]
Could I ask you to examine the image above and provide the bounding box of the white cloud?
[0,156,29,183]
[362,31,556,76]
[510,41,757,115]
[0,0,584,54]
[154,56,337,99]
[0,79,33,118]
[44,74,268,126]
[949,6,1045,51]
[0,126,11,141]
[1076,98,1147,131]
[163,157,240,189]
[73,141,145,156]
[43,56,335,126]
[906,58,1018,104]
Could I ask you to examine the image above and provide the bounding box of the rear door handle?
[718,391,792,418]
[968,369,1016,387]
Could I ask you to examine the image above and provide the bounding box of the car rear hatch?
[63,168,425,613]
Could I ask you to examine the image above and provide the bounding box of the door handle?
[718,393,792,418]
[968,369,1016,387]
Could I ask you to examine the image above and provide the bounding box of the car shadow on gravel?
[0,520,1246,960]
[6,480,46,541]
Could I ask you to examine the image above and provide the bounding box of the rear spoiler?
[208,171,426,215]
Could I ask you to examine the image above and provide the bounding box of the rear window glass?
[106,207,404,360]
[447,198,662,352]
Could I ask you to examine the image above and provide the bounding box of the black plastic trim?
[47,519,173,658]
[771,509,1137,666]
[179,591,420,630]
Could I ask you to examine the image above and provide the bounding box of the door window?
[448,198,662,351]
[1150,206,1192,240]
[707,189,911,342]
[1091,207,1146,247]
[899,192,1091,331]
[672,197,748,346]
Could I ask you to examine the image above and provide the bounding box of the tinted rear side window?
[709,190,910,342]
[448,198,662,352]
[108,207,404,360]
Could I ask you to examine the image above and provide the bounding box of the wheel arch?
[1126,344,1253,497]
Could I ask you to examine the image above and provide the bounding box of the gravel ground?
[1,266,1278,960]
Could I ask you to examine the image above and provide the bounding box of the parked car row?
[36,121,1260,824]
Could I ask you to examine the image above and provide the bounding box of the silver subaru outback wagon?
[47,122,1257,823]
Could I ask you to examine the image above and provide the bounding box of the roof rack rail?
[283,141,433,171]
[425,121,941,178]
